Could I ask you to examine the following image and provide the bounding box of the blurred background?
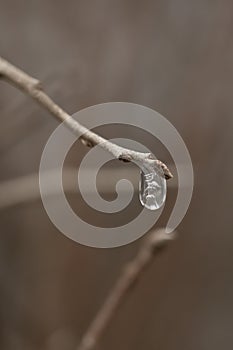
[0,0,233,349]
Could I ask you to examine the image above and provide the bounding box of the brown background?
[0,1,233,349]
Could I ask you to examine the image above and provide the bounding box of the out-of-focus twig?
[77,229,176,350]
[0,165,179,210]
[0,56,172,180]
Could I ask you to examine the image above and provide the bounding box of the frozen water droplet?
[139,162,167,210]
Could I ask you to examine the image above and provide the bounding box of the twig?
[0,56,172,180]
[77,229,176,350]
[0,165,178,211]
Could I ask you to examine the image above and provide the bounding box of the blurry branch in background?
[0,166,178,210]
[0,56,172,180]
[77,229,176,350]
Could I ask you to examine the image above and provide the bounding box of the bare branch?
[0,165,179,211]
[77,229,176,350]
[0,56,173,179]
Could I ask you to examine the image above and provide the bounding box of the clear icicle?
[139,161,167,210]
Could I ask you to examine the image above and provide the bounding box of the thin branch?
[0,165,178,211]
[0,56,172,180]
[77,229,176,350]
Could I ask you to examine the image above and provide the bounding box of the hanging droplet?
[139,162,167,210]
